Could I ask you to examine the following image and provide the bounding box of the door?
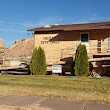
[80,32,89,53]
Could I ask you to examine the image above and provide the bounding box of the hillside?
[4,38,34,62]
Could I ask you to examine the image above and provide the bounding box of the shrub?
[29,47,47,75]
[36,46,47,75]
[29,47,38,75]
[74,44,89,76]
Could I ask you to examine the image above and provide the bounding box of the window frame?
[80,32,90,43]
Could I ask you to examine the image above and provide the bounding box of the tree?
[74,44,89,76]
[29,47,47,75]
[36,46,47,75]
[29,47,38,75]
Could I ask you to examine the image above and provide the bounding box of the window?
[97,39,101,53]
[81,34,89,42]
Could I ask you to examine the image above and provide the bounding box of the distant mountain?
[4,38,34,62]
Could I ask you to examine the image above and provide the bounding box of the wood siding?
[34,29,110,65]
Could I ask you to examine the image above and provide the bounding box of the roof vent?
[43,25,51,28]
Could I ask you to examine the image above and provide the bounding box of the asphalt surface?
[0,95,109,110]
[1,68,29,75]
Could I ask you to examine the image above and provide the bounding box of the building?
[28,21,110,76]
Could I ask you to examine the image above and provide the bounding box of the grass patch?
[0,75,110,104]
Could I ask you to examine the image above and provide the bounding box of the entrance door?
[80,32,89,53]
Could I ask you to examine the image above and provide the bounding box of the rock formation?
[0,38,5,48]
[4,38,34,62]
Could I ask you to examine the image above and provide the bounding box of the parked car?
[19,62,28,67]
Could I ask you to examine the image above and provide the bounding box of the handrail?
[61,46,76,59]
[45,40,110,65]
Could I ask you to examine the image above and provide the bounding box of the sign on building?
[52,65,62,74]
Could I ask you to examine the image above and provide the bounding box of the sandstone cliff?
[0,38,5,48]
[4,38,34,62]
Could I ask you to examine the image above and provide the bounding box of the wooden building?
[28,21,110,76]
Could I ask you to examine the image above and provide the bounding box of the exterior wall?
[4,60,24,67]
[34,31,80,65]
[4,60,10,67]
[34,29,110,65]
[89,29,109,54]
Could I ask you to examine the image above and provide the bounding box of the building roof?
[27,21,110,32]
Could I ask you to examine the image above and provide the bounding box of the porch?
[46,39,110,76]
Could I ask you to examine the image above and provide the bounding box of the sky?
[0,0,110,47]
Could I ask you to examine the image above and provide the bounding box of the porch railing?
[88,40,110,54]
[61,46,76,59]
[45,40,110,65]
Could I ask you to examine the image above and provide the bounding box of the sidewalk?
[0,95,109,110]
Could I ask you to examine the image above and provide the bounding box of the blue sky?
[0,0,110,47]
